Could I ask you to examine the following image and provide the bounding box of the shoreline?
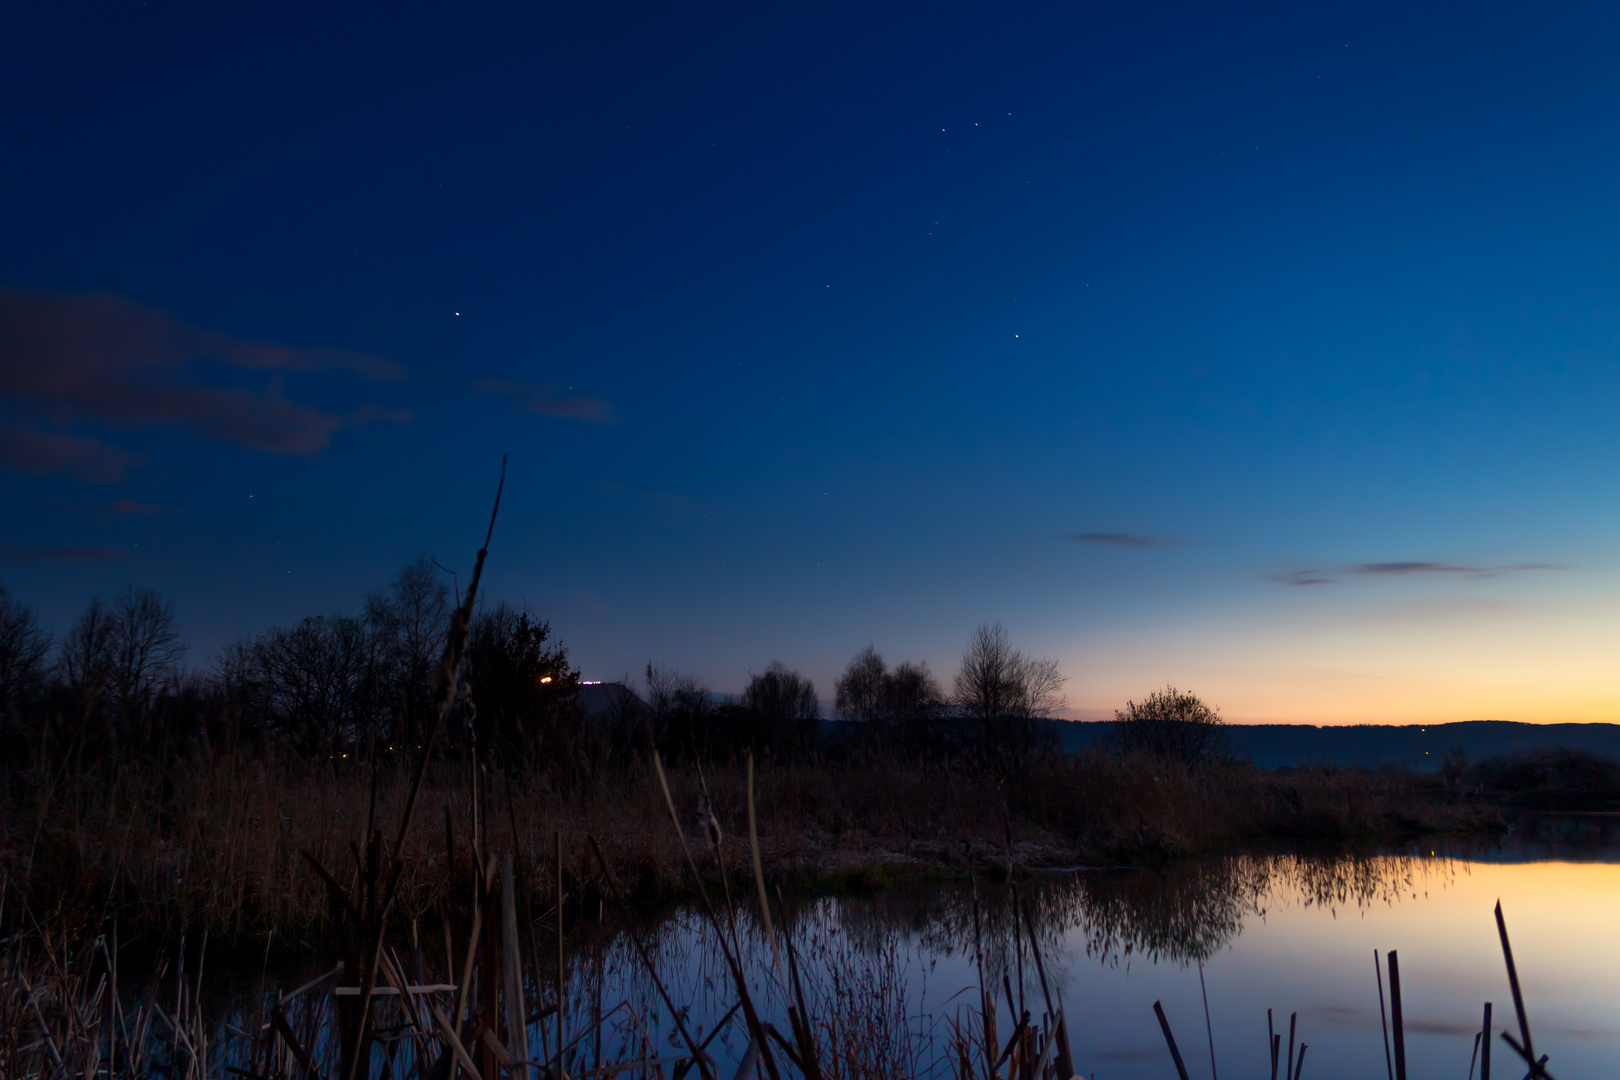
[2,747,1512,939]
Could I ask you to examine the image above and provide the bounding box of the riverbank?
[1,746,1502,938]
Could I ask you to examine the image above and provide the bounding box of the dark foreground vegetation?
[5,739,1500,937]
[0,479,1582,1080]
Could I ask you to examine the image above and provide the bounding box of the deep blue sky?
[5,2,1620,721]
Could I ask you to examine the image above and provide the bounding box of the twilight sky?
[4,1,1620,723]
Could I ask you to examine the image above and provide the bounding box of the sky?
[4,1,1620,724]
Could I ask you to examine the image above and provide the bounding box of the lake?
[202,815,1620,1078]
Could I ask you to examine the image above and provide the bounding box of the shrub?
[1114,686,1232,765]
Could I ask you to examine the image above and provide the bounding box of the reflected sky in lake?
[525,825,1620,1078]
[1046,852,1620,1076]
[219,825,1620,1078]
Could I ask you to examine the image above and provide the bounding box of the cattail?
[698,789,723,849]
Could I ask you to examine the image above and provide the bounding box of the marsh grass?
[0,744,1494,940]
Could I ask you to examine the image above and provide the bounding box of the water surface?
[210,819,1620,1078]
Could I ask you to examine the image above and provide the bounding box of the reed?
[0,744,1496,942]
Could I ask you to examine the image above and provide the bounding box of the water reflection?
[182,840,1619,1078]
[830,852,1450,973]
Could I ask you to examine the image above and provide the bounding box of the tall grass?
[0,744,1494,939]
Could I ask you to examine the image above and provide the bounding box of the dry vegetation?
[1,745,1495,940]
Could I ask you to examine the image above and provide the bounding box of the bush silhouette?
[1114,685,1232,765]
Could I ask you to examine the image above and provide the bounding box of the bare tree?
[372,556,449,733]
[211,636,258,704]
[0,584,51,715]
[1113,686,1231,765]
[58,597,115,699]
[743,661,818,722]
[254,614,387,760]
[884,659,945,746]
[1020,655,1065,717]
[834,645,887,724]
[835,646,945,750]
[645,662,708,716]
[107,585,186,722]
[644,662,713,758]
[54,597,117,754]
[953,622,1066,756]
[737,661,819,758]
[229,558,449,761]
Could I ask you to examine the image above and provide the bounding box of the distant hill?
[1053,719,1620,771]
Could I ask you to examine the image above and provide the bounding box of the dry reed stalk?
[650,751,782,1080]
[1153,1000,1191,1080]
[500,854,530,1080]
[1495,902,1552,1079]
[586,835,716,1080]
[1387,951,1405,1080]
[1374,950,1392,1080]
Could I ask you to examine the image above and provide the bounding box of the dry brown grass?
[0,746,1495,939]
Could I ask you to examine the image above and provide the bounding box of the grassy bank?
[2,747,1497,938]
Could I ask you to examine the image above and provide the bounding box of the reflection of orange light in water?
[1223,856,1620,1076]
[1278,859,1620,973]
[1381,861,1620,996]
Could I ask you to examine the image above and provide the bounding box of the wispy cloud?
[0,288,410,477]
[1276,561,1561,586]
[1070,531,1184,548]
[475,378,618,424]
[0,427,141,482]
[1351,561,1558,576]
[6,545,131,563]
[1276,569,1336,586]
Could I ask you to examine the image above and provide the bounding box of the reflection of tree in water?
[1279,852,1448,913]
[1069,852,1452,967]
[825,852,1452,974]
[1071,858,1268,965]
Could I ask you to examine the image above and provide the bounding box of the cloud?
[1351,561,1559,576]
[475,377,618,424]
[1276,561,1561,586]
[1352,561,1473,575]
[109,498,169,515]
[0,288,410,471]
[0,426,141,482]
[0,288,403,382]
[1275,569,1337,586]
[6,545,130,563]
[1070,531,1184,548]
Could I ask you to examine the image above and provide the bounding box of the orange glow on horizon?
[1058,574,1620,725]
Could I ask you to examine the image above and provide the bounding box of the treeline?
[0,562,1235,775]
[0,559,578,770]
[634,622,1071,765]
